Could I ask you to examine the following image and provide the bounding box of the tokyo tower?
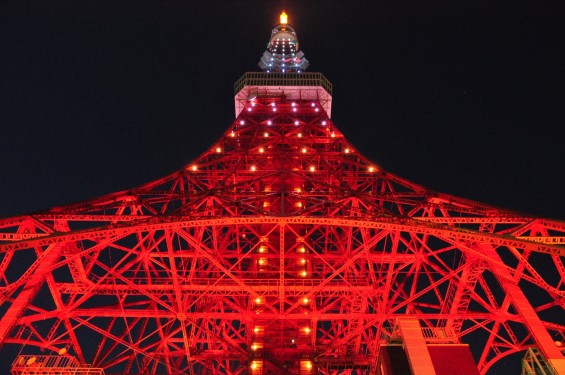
[1,10,565,375]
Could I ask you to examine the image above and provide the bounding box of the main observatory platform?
[1,11,564,375]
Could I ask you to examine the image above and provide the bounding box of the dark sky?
[1,0,565,220]
[0,1,564,372]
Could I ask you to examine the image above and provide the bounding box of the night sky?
[1,0,564,372]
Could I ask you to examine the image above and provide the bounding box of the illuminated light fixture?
[297,133,302,138]
[301,148,307,154]
[298,246,306,253]
[302,297,310,304]
[368,166,375,173]
[258,258,267,265]
[294,187,302,193]
[263,201,270,208]
[253,326,261,333]
[300,270,308,277]
[271,102,276,106]
[258,245,267,253]
[291,102,296,107]
[250,165,257,172]
[255,297,262,304]
[216,147,222,153]
[264,132,269,137]
[303,360,313,370]
[273,107,277,111]
[247,107,252,112]
[300,258,307,265]
[296,201,303,208]
[251,361,260,370]
[303,326,311,334]
[315,108,319,112]
[321,120,327,125]
[191,165,197,171]
[230,131,235,137]
[267,120,272,125]
[293,107,297,112]
[294,120,300,125]
[309,166,315,172]
[240,120,245,125]
[259,147,264,153]
[311,102,316,107]
[331,132,335,138]
[344,148,350,154]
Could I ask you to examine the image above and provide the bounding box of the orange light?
[250,165,257,172]
[368,166,375,173]
[258,245,267,253]
[295,187,302,193]
[302,297,309,304]
[344,148,350,154]
[230,131,235,137]
[255,297,262,304]
[296,201,303,208]
[300,270,308,277]
[303,326,311,334]
[301,147,307,153]
[300,258,306,265]
[258,258,267,265]
[309,166,315,172]
[216,147,222,153]
[259,147,265,153]
[191,165,197,171]
[298,247,306,253]
[264,132,269,137]
[280,10,288,25]
[298,133,302,138]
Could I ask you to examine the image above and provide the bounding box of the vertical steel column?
[397,318,436,375]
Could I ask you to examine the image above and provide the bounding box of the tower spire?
[258,10,309,73]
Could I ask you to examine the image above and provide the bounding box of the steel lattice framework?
[1,12,564,375]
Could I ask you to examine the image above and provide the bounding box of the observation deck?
[234,72,333,118]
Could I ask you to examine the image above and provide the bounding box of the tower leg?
[0,244,63,346]
[481,244,565,374]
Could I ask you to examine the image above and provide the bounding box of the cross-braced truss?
[1,96,564,374]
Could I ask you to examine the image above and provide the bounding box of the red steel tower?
[1,11,564,375]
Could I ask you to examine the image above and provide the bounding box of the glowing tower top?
[235,11,330,117]
[258,11,309,73]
